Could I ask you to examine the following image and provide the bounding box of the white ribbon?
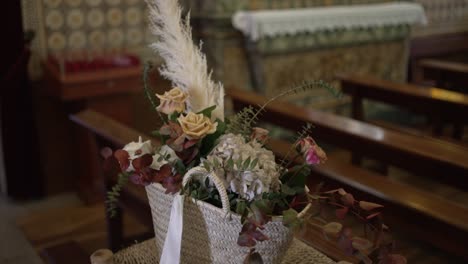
[160,194,185,264]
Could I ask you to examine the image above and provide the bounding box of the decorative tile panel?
[22,0,153,56]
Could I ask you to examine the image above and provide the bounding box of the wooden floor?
[16,203,150,261]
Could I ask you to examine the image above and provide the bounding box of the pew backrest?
[227,88,468,190]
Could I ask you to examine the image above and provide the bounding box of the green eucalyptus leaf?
[168,112,180,121]
[197,105,217,118]
[203,161,211,171]
[281,184,296,196]
[282,208,300,228]
[212,157,220,168]
[175,159,186,175]
[236,200,247,215]
[243,157,251,170]
[236,158,243,170]
[227,158,234,169]
[250,158,259,169]
[199,119,226,157]
[253,199,272,215]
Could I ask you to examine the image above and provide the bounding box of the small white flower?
[150,145,178,170]
[123,136,154,171]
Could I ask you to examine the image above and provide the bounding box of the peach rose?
[156,87,188,115]
[178,112,217,139]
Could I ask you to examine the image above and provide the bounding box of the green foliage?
[197,105,217,118]
[168,112,180,121]
[106,172,130,218]
[199,119,226,157]
[174,159,187,175]
[282,165,311,192]
[226,106,260,138]
[151,130,169,145]
[142,61,166,124]
[282,208,303,229]
[227,80,339,139]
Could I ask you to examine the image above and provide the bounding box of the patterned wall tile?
[37,0,150,54]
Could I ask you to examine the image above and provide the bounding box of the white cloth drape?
[233,2,427,41]
[160,194,185,264]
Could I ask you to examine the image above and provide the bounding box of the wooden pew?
[71,108,468,260]
[70,111,155,251]
[339,74,468,140]
[418,59,468,94]
[227,88,468,190]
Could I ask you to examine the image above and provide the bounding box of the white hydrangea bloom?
[206,133,281,201]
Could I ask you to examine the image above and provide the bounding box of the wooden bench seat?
[227,88,468,191]
[339,74,468,140]
[418,59,468,94]
[269,138,468,260]
[72,108,468,260]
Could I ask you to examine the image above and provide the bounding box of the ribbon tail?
[160,194,184,264]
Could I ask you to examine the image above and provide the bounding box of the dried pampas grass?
[146,0,225,121]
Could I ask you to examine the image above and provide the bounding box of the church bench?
[227,88,468,191]
[70,110,155,251]
[270,138,468,260]
[338,73,468,140]
[72,109,468,260]
[418,59,468,94]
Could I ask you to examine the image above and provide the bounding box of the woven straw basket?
[146,167,311,264]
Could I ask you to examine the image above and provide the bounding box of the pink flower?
[251,127,269,144]
[296,136,327,165]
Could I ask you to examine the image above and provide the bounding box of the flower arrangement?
[103,0,407,263]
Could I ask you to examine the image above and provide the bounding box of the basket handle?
[183,166,231,214]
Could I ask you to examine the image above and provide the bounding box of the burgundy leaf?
[243,249,264,264]
[132,154,153,170]
[163,174,182,194]
[169,135,185,152]
[251,230,269,242]
[335,207,349,219]
[153,164,172,183]
[241,222,257,233]
[130,173,145,186]
[114,149,130,171]
[237,233,256,247]
[184,139,198,149]
[159,125,172,136]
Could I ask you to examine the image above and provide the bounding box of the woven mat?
[114,238,335,264]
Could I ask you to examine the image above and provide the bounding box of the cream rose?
[178,112,217,139]
[156,87,188,115]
